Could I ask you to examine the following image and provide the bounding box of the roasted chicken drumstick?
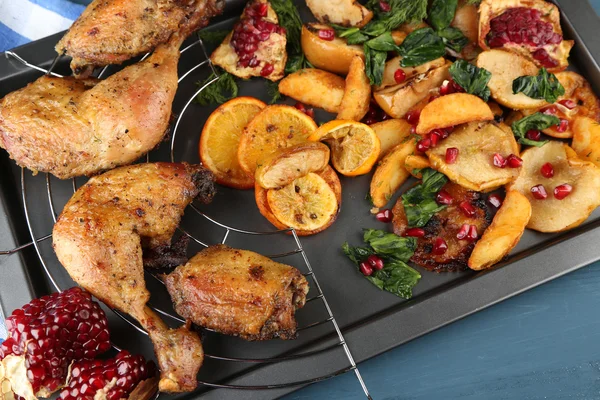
[165,245,309,340]
[56,0,223,77]
[0,34,183,179]
[53,162,216,393]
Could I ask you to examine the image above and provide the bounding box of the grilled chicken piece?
[0,35,185,179]
[53,162,216,393]
[393,182,491,272]
[165,245,309,340]
[56,0,224,77]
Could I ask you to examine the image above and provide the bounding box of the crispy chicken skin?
[56,0,224,77]
[165,245,309,341]
[52,162,216,393]
[0,35,183,179]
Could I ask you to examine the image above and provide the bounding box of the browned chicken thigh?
[0,34,184,179]
[165,245,309,341]
[56,0,223,76]
[52,162,216,393]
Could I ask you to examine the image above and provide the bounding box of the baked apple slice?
[478,0,573,71]
[210,0,287,81]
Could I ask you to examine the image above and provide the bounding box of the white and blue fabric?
[0,0,92,52]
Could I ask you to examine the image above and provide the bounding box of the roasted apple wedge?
[371,119,413,160]
[468,190,531,270]
[427,121,521,192]
[572,117,600,168]
[416,93,494,135]
[478,0,573,71]
[210,0,287,81]
[476,50,548,110]
[301,23,364,75]
[279,68,346,113]
[507,142,600,232]
[306,0,373,28]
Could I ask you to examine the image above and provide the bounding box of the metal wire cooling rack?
[0,33,372,399]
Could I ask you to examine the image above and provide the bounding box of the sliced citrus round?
[237,105,318,177]
[199,97,266,189]
[255,166,341,235]
[308,120,380,176]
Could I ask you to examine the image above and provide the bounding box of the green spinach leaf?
[364,33,401,85]
[398,28,445,67]
[402,168,448,227]
[429,0,458,31]
[197,29,229,47]
[438,26,469,52]
[363,229,417,263]
[367,260,421,299]
[512,68,566,104]
[331,25,370,45]
[449,59,492,101]
[511,112,560,147]
[195,69,239,106]
[342,242,375,265]
[271,0,311,73]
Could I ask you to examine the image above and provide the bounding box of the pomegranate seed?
[436,189,453,205]
[379,0,391,12]
[394,69,406,84]
[541,105,558,115]
[256,3,268,17]
[403,227,425,237]
[540,162,554,178]
[487,193,503,208]
[406,109,420,125]
[432,237,448,255]
[294,102,306,112]
[367,255,385,271]
[428,95,440,103]
[459,201,477,217]
[526,129,542,141]
[318,29,335,41]
[531,184,548,200]
[506,154,523,168]
[445,147,459,164]
[439,81,452,96]
[0,287,110,396]
[467,225,478,241]
[492,153,507,168]
[555,119,569,132]
[359,261,373,276]
[558,99,577,109]
[456,224,469,240]
[409,125,417,135]
[375,209,392,223]
[553,183,572,200]
[430,132,440,147]
[260,63,274,76]
[416,137,431,152]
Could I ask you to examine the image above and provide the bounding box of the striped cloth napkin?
[0,0,91,52]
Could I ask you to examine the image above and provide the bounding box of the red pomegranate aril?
[526,129,542,141]
[445,147,459,164]
[467,225,478,241]
[541,105,558,115]
[506,154,523,168]
[555,119,569,132]
[409,125,417,135]
[318,29,335,41]
[394,69,406,84]
[403,227,425,238]
[0,287,111,397]
[260,63,274,76]
[436,189,453,205]
[459,200,477,217]
[540,162,554,178]
[492,153,507,168]
[428,95,440,103]
[416,137,431,153]
[531,184,548,200]
[533,48,559,68]
[367,255,385,271]
[359,262,373,276]
[487,193,503,208]
[429,132,440,147]
[257,3,268,17]
[439,81,452,96]
[432,237,448,255]
[59,351,156,400]
[558,99,577,109]
[406,109,421,125]
[375,208,392,223]
[379,0,391,12]
[248,57,260,68]
[456,224,470,240]
[553,183,572,200]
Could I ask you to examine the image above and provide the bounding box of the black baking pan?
[0,0,599,399]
